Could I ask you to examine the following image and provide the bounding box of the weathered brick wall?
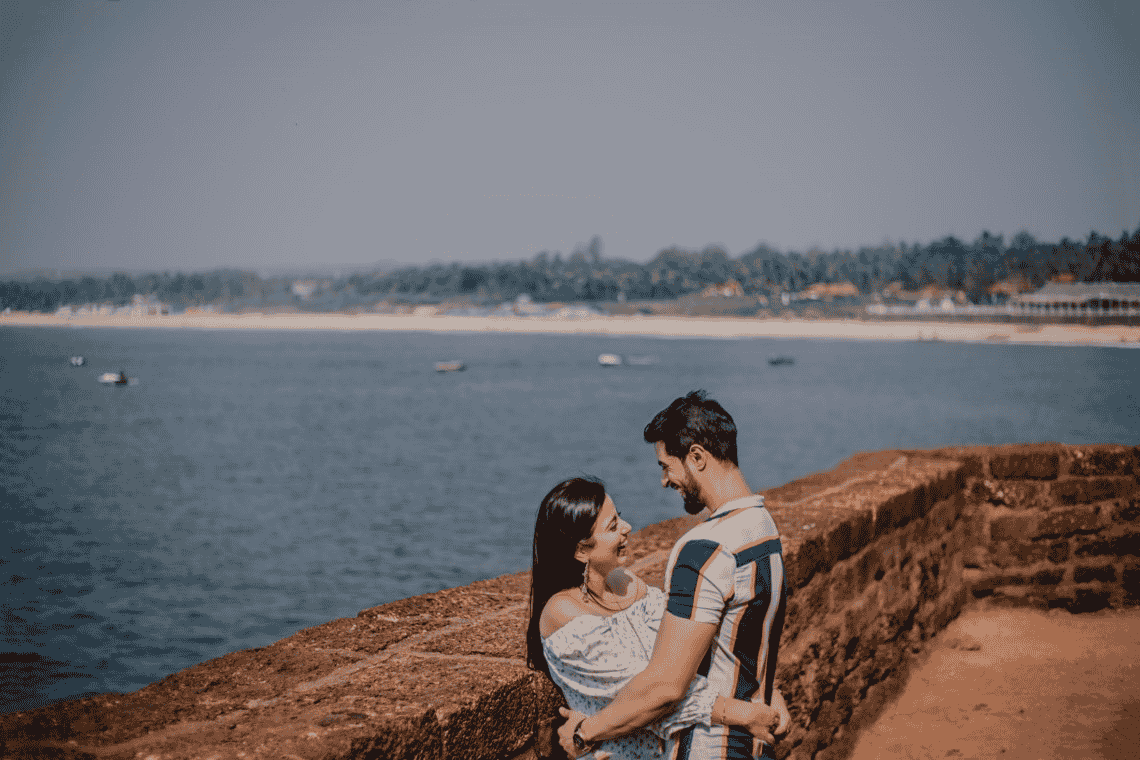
[2,445,1136,760]
[962,446,1140,612]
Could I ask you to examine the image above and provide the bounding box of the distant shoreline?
[3,311,1139,347]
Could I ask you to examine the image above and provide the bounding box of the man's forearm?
[577,671,681,743]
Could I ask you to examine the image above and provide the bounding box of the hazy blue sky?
[2,0,1137,273]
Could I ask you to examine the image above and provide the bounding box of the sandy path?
[3,312,1140,348]
[849,607,1140,760]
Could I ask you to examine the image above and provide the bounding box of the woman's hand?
[769,687,791,736]
[714,696,777,747]
[748,687,791,758]
[556,707,610,760]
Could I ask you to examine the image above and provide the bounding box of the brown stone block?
[802,573,830,622]
[919,502,948,543]
[857,547,883,590]
[816,734,859,760]
[959,455,984,480]
[1069,447,1138,477]
[1000,540,1044,565]
[782,594,805,646]
[782,537,812,591]
[843,589,880,641]
[1068,587,1112,613]
[826,511,873,564]
[879,568,909,611]
[1044,587,1077,609]
[1123,561,1140,604]
[937,467,965,504]
[1047,540,1071,564]
[990,452,1060,480]
[986,541,1018,569]
[962,546,989,569]
[1074,528,1140,558]
[796,530,828,588]
[412,608,527,659]
[1115,498,1140,522]
[990,513,1036,542]
[1034,505,1102,538]
[1051,477,1137,506]
[1074,563,1117,583]
[812,699,842,735]
[997,481,1049,510]
[917,555,941,604]
[442,671,547,760]
[327,711,445,760]
[361,571,529,623]
[989,586,1049,609]
[1031,568,1065,585]
[830,560,858,605]
[876,489,916,535]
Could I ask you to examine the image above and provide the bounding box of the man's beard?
[679,479,707,515]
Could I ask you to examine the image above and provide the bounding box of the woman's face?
[580,494,632,576]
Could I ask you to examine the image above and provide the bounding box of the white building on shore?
[1009,282,1140,316]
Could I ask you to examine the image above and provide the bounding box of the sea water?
[1,326,1137,711]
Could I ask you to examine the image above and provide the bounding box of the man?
[558,390,790,759]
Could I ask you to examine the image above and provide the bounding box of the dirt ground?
[849,606,1140,760]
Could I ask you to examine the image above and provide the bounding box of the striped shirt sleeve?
[666,538,733,624]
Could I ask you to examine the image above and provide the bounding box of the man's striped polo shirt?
[663,493,787,760]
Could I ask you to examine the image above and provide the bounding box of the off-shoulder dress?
[541,586,717,760]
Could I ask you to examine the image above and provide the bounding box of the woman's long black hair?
[525,477,607,677]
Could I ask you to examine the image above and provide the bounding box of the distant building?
[801,281,860,301]
[290,280,328,300]
[1011,282,1140,314]
[131,293,170,316]
[700,282,745,298]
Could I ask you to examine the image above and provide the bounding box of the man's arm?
[557,611,717,754]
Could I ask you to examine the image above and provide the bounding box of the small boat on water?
[69,356,85,366]
[767,356,795,366]
[598,353,623,366]
[98,371,130,385]
[434,360,465,372]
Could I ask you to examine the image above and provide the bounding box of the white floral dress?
[541,586,717,760]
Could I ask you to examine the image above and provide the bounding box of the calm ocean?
[2,326,1138,712]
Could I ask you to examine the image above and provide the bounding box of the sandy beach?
[4,310,1140,348]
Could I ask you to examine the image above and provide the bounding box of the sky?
[2,0,1138,275]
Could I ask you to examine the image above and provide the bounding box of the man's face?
[655,441,706,515]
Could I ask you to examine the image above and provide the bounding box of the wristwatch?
[572,719,597,754]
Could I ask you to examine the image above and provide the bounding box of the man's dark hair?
[643,389,738,466]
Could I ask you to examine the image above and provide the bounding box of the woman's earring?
[580,560,590,601]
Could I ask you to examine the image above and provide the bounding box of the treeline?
[3,229,1139,313]
[346,229,1140,304]
[0,270,282,313]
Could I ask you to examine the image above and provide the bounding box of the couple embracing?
[526,391,791,760]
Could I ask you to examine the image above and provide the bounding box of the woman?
[526,477,785,760]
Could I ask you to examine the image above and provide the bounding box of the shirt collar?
[706,493,764,520]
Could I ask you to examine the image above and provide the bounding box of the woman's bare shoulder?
[539,590,588,639]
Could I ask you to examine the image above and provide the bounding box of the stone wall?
[2,444,1137,760]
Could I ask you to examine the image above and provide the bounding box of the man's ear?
[687,444,709,471]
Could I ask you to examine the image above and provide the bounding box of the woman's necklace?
[583,577,637,613]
